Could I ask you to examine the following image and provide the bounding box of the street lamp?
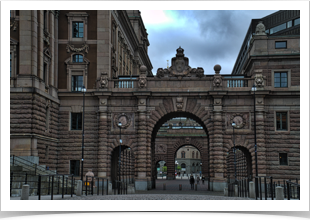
[81,85,86,181]
[232,122,237,184]
[252,84,258,199]
[175,161,178,178]
[118,122,122,194]
[127,147,131,184]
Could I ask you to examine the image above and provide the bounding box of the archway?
[226,146,252,183]
[111,145,133,189]
[150,111,210,189]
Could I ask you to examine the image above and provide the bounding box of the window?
[276,112,287,131]
[293,18,300,26]
[181,151,185,158]
[270,23,287,34]
[275,41,287,49]
[70,160,80,176]
[196,152,198,159]
[192,151,194,159]
[287,20,292,28]
[181,163,186,169]
[279,153,288,165]
[71,113,82,130]
[274,72,288,87]
[72,22,84,38]
[71,75,83,92]
[43,63,47,83]
[73,54,83,63]
[45,106,50,131]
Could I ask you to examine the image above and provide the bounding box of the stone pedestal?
[76,180,83,196]
[276,186,284,200]
[249,181,255,198]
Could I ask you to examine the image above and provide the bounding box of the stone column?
[210,94,226,191]
[135,96,148,190]
[98,96,109,178]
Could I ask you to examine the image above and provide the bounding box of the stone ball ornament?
[140,65,147,72]
[214,64,221,73]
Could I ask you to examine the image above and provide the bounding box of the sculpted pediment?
[156,47,204,79]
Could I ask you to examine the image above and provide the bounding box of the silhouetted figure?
[190,175,195,189]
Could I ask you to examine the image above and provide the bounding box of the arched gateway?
[100,47,258,191]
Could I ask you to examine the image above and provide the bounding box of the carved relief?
[156,68,165,78]
[227,113,249,129]
[213,64,222,88]
[156,144,167,154]
[66,43,89,53]
[97,72,108,89]
[254,74,265,88]
[255,21,266,36]
[191,67,204,78]
[138,75,147,88]
[176,97,183,111]
[168,47,192,78]
[114,113,132,129]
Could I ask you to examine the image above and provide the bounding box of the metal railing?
[83,176,108,196]
[10,155,56,176]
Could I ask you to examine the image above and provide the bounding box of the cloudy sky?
[140,10,278,75]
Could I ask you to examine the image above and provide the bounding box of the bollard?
[234,185,238,197]
[76,180,83,196]
[108,183,112,195]
[21,184,30,200]
[276,186,284,200]
[163,183,166,190]
[179,184,182,191]
[224,187,228,196]
[249,181,255,198]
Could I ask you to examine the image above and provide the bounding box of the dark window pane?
[71,113,82,130]
[72,22,83,38]
[282,113,287,129]
[294,18,300,26]
[279,153,288,165]
[274,73,280,78]
[275,82,280,87]
[281,72,287,77]
[275,41,287,49]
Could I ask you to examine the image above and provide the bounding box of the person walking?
[196,175,200,184]
[190,175,195,189]
[201,175,205,184]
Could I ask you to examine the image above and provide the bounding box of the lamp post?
[128,147,131,184]
[118,122,122,194]
[252,84,258,199]
[81,85,86,181]
[175,161,178,178]
[232,122,237,184]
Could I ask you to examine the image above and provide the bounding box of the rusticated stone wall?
[57,110,98,175]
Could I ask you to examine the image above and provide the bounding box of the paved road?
[10,179,253,200]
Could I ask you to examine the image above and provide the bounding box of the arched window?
[181,163,186,168]
[196,151,198,159]
[192,151,194,158]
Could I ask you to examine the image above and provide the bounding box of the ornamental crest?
[156,144,167,154]
[114,113,132,129]
[168,47,191,78]
[176,97,183,111]
[254,74,265,88]
[228,113,248,129]
[66,43,89,53]
[138,75,147,88]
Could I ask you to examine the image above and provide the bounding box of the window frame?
[279,153,289,166]
[71,75,84,92]
[271,69,291,89]
[274,72,288,88]
[275,41,287,49]
[66,12,88,42]
[71,112,83,130]
[274,111,290,132]
[72,21,84,38]
[70,160,80,176]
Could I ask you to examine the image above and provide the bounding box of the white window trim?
[66,12,88,42]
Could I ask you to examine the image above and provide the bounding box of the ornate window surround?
[65,53,89,91]
[66,12,88,42]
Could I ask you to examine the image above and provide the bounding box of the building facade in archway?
[10,10,300,192]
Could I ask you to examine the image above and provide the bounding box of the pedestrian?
[202,175,205,184]
[190,175,195,189]
[196,175,200,184]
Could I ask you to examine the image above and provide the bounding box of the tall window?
[274,72,288,87]
[72,22,84,38]
[43,63,47,84]
[276,112,287,131]
[279,153,288,165]
[73,54,83,63]
[71,75,83,92]
[181,151,185,158]
[192,151,194,159]
[70,160,80,176]
[196,151,198,159]
[71,113,82,130]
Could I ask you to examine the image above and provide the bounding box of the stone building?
[10,10,300,192]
